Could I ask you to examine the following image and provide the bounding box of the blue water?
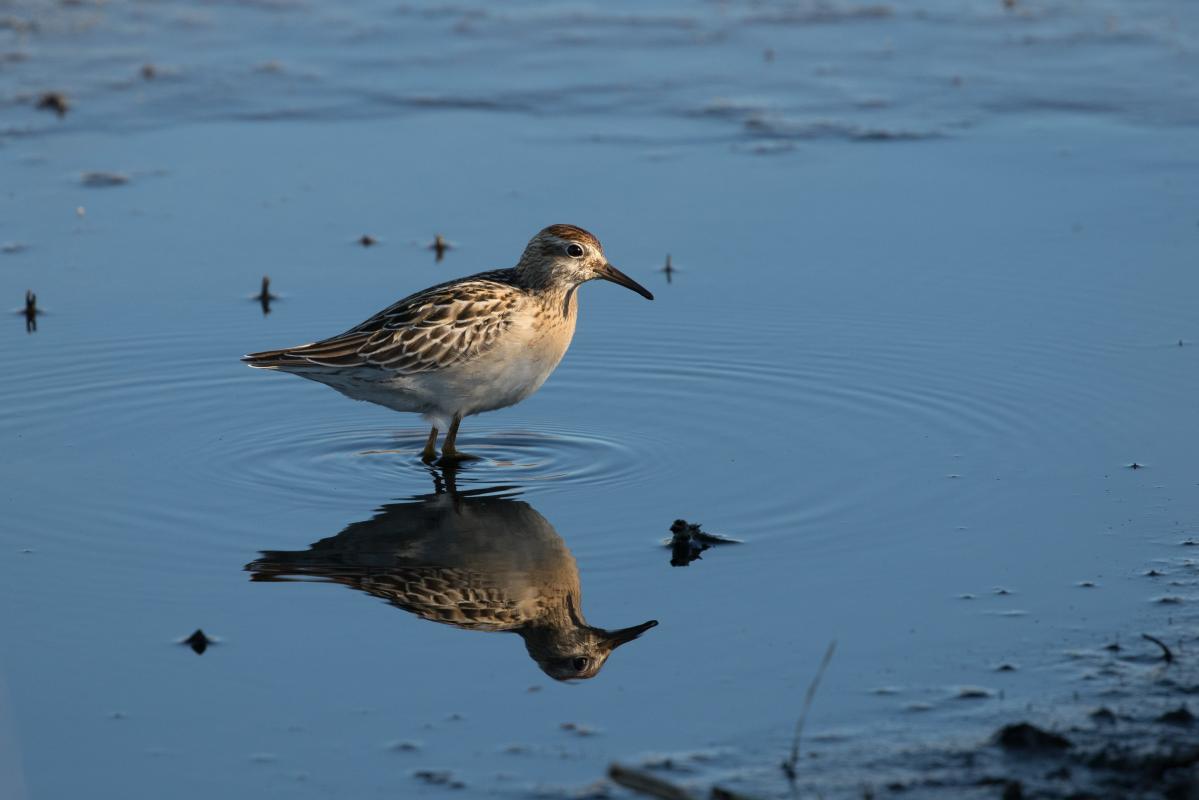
[2,1,1198,797]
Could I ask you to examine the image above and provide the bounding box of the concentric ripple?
[205,414,669,507]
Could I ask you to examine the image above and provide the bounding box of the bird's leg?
[421,426,439,463]
[439,413,479,464]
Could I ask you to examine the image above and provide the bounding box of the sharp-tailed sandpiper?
[243,224,653,462]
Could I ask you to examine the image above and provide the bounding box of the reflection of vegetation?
[247,470,655,680]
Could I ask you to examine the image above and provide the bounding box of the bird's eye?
[566,244,585,258]
[572,657,588,671]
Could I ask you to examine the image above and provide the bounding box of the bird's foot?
[437,449,481,467]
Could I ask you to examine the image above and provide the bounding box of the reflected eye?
[566,243,585,258]
[572,657,588,671]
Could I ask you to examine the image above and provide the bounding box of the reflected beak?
[597,263,654,300]
[599,619,659,651]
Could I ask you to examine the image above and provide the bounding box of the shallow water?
[2,1,1199,797]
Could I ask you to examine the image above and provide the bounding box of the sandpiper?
[244,225,653,463]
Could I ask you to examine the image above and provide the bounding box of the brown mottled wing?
[243,270,521,373]
[248,560,530,632]
[358,568,530,631]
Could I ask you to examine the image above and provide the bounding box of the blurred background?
[2,1,1198,798]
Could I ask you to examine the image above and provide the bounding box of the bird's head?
[516,224,654,300]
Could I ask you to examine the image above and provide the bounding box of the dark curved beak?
[598,263,654,301]
[599,619,658,651]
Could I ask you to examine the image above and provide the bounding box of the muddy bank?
[603,552,1199,800]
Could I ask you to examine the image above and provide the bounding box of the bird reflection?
[246,470,657,680]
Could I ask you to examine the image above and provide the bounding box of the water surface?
[2,1,1198,797]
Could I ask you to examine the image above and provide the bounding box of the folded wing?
[243,271,520,374]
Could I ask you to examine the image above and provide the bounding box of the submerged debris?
[429,234,450,262]
[181,628,215,655]
[36,91,69,117]
[140,63,157,80]
[995,722,1072,752]
[561,722,599,737]
[81,171,129,188]
[665,520,741,567]
[412,769,464,789]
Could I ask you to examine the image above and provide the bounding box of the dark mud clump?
[181,628,214,655]
[1157,706,1195,726]
[666,519,741,567]
[36,91,69,116]
[995,722,1071,751]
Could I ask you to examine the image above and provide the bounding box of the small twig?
[1142,633,1175,663]
[254,275,276,301]
[24,290,38,332]
[608,764,695,800]
[430,234,450,262]
[782,640,837,782]
[254,276,276,315]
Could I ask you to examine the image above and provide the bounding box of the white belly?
[281,297,577,428]
[401,303,576,427]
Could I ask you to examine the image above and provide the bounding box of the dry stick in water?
[608,764,695,800]
[781,640,837,782]
[710,788,761,800]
